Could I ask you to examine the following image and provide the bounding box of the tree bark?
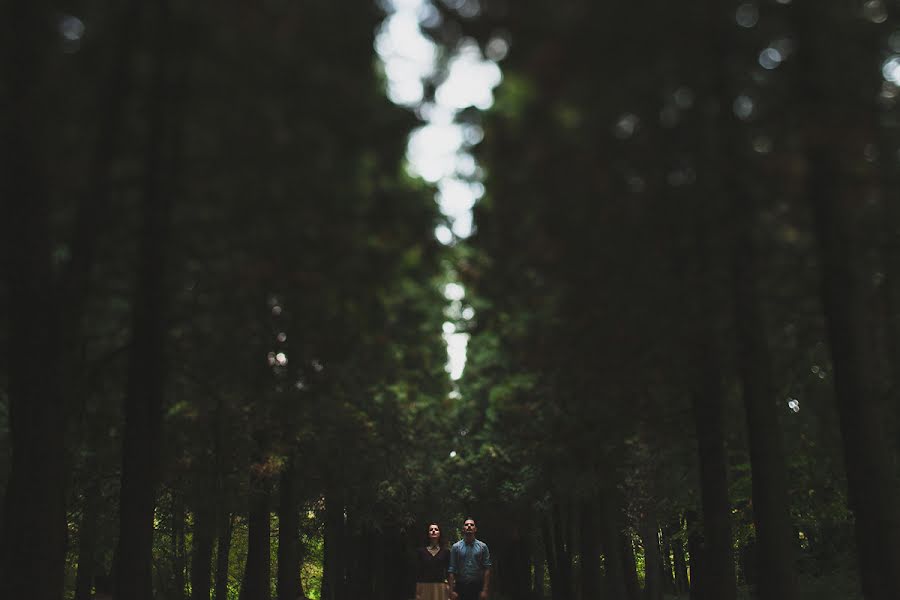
[579,502,601,600]
[689,310,737,600]
[533,535,545,599]
[214,514,234,600]
[540,516,560,600]
[807,152,900,600]
[240,473,271,600]
[597,494,627,600]
[732,223,799,600]
[639,515,663,600]
[74,476,102,600]
[113,1,174,598]
[791,1,900,594]
[173,492,187,600]
[0,2,67,598]
[277,460,301,600]
[621,533,641,600]
[686,511,703,600]
[660,527,676,596]
[671,520,690,596]
[321,493,345,600]
[551,502,574,600]
[191,499,216,600]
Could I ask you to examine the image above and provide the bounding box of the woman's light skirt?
[416,582,449,600]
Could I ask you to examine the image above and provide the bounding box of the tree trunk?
[671,521,690,596]
[321,494,345,600]
[579,502,601,600]
[240,471,271,600]
[74,476,102,600]
[621,533,641,600]
[686,511,703,600]
[690,336,736,600]
[639,516,663,600]
[113,1,174,598]
[214,514,234,600]
[499,524,531,600]
[660,528,676,596]
[173,492,187,600]
[807,151,900,600]
[346,521,375,598]
[597,494,627,600]
[551,502,574,600]
[59,0,141,356]
[0,2,67,599]
[790,3,900,597]
[540,517,557,600]
[533,536,545,599]
[191,499,215,600]
[277,460,300,600]
[732,223,799,600]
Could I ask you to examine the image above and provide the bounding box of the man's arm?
[448,573,457,599]
[448,545,458,599]
[480,543,492,598]
[481,568,491,598]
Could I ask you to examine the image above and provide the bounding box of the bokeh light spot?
[736,3,759,28]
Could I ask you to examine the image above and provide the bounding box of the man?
[448,517,492,600]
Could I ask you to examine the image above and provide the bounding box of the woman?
[415,522,450,600]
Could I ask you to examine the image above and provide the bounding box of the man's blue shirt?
[448,538,491,583]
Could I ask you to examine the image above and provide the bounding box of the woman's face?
[428,524,440,543]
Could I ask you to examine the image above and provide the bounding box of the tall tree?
[792,2,900,598]
[0,1,67,598]
[114,0,176,597]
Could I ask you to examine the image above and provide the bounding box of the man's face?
[463,519,477,536]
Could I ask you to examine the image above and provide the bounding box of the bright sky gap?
[376,0,502,381]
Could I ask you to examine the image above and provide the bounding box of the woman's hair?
[424,522,444,547]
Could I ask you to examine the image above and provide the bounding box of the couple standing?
[415,518,491,600]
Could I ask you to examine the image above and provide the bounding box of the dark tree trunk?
[191,499,215,600]
[113,1,174,598]
[173,492,187,600]
[346,520,375,599]
[214,514,234,600]
[551,502,574,600]
[213,393,232,600]
[639,516,663,600]
[533,536,545,599]
[380,531,404,600]
[660,528,676,596]
[807,151,900,600]
[541,516,560,600]
[321,494,345,600]
[579,502,602,600]
[74,476,102,600]
[621,533,641,600]
[240,475,271,600]
[790,3,900,598]
[0,2,67,599]
[493,524,529,600]
[671,521,690,596]
[597,494,627,600]
[59,0,141,354]
[690,340,736,600]
[732,223,799,600]
[277,460,300,600]
[686,512,703,600]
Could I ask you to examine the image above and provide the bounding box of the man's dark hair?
[463,516,477,525]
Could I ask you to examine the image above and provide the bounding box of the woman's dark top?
[416,547,450,583]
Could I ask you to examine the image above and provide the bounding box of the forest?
[2,0,900,599]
